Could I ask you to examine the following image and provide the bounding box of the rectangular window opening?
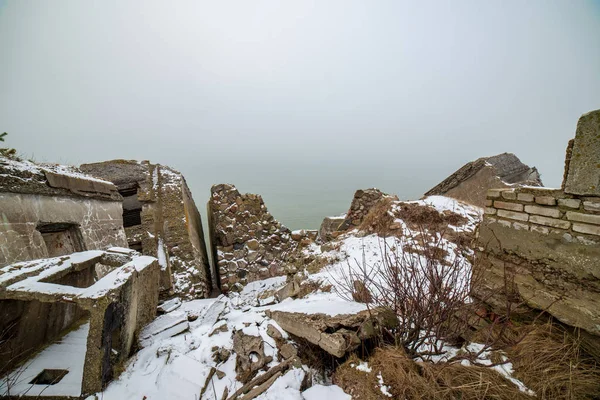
[29,369,69,385]
[36,223,85,257]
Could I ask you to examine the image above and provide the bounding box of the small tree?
[0,132,17,159]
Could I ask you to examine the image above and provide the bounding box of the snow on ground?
[97,291,351,400]
[91,196,530,399]
[1,321,89,397]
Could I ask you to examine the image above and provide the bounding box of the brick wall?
[484,187,600,240]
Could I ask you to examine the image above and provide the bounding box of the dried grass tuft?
[358,197,396,236]
[505,322,600,399]
[333,347,533,400]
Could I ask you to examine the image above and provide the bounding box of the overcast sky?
[1,1,600,227]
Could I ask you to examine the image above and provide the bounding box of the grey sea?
[185,162,434,232]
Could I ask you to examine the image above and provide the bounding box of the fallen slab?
[265,308,398,358]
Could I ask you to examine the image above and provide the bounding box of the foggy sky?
[1,1,600,228]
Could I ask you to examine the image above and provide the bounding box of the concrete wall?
[0,192,127,267]
[80,160,212,299]
[474,109,600,358]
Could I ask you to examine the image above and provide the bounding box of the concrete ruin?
[425,153,542,208]
[265,308,398,358]
[208,184,305,293]
[80,160,212,299]
[474,109,600,358]
[0,157,128,267]
[0,248,160,398]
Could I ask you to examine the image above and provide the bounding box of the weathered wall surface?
[80,160,212,299]
[0,157,127,267]
[0,193,127,266]
[338,188,397,231]
[474,109,600,357]
[208,184,302,293]
[564,110,600,196]
[425,153,542,208]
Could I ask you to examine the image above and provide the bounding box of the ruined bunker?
[0,248,160,398]
[0,157,128,267]
[80,160,212,299]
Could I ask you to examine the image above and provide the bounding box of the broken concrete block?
[140,311,189,347]
[232,331,271,383]
[265,308,398,358]
[158,297,182,313]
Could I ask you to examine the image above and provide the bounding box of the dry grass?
[358,197,396,236]
[504,322,600,399]
[395,202,467,230]
[333,347,533,400]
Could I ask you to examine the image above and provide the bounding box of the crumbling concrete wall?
[0,248,160,395]
[80,160,212,299]
[425,153,542,208]
[474,109,600,358]
[208,184,303,293]
[0,157,128,267]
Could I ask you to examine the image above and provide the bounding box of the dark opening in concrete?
[36,222,85,257]
[29,369,69,385]
[120,187,142,228]
[0,299,89,377]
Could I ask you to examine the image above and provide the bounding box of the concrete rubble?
[265,308,398,358]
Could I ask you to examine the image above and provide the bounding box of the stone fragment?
[535,196,557,206]
[246,239,260,250]
[484,207,497,215]
[275,276,303,302]
[584,201,600,212]
[266,324,284,340]
[530,225,550,235]
[279,343,297,360]
[157,297,182,313]
[266,308,398,358]
[524,205,561,218]
[497,219,512,227]
[233,331,272,383]
[494,201,523,212]
[573,223,600,236]
[566,211,600,226]
[502,191,517,200]
[497,209,529,222]
[529,215,570,229]
[517,193,535,202]
[558,198,581,209]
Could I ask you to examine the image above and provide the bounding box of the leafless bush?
[330,224,491,358]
